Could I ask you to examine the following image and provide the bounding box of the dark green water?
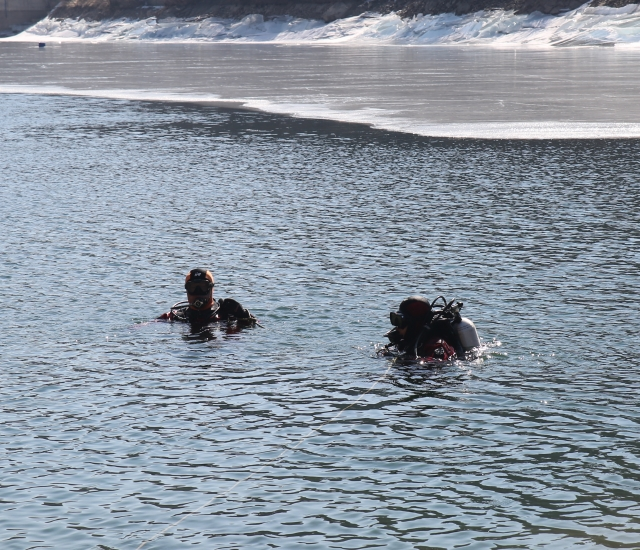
[1,92,640,549]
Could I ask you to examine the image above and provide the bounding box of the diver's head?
[390,295,431,335]
[184,268,214,310]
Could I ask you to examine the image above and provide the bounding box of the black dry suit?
[386,296,466,359]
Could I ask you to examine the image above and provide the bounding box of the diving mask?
[389,311,407,328]
[185,280,214,296]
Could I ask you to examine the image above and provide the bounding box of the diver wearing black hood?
[384,295,461,360]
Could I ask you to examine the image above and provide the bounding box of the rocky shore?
[0,0,57,36]
[50,0,638,23]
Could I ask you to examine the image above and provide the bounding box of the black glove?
[219,298,255,322]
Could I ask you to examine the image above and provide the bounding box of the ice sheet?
[2,38,640,140]
[3,83,640,139]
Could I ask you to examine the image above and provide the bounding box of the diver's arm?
[158,302,191,322]
[218,298,256,322]
[157,311,174,320]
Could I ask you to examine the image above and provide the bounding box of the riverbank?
[3,0,638,39]
[0,0,57,37]
[12,3,640,47]
[48,0,639,22]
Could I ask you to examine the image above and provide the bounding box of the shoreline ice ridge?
[6,3,640,46]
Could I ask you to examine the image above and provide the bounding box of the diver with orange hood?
[158,268,255,325]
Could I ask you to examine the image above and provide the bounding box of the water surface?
[1,91,640,548]
[2,42,640,137]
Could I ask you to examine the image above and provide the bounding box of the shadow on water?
[134,100,640,159]
[380,356,468,393]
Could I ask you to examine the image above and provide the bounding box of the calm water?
[1,74,640,547]
[2,42,640,137]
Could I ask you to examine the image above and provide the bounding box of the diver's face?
[185,280,213,310]
[396,326,409,338]
[187,290,212,310]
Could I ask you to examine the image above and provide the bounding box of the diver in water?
[158,268,256,325]
[383,295,480,361]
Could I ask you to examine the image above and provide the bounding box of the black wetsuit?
[388,316,463,358]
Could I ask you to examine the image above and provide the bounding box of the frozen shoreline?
[45,0,637,22]
[5,3,640,47]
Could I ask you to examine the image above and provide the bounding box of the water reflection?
[384,360,469,392]
[181,320,256,342]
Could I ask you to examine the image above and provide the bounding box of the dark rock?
[0,0,57,36]
[322,2,352,22]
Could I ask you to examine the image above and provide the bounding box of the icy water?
[1,43,640,550]
[3,42,640,137]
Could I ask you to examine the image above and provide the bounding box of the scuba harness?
[170,298,257,325]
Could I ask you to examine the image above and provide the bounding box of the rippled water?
[2,92,640,549]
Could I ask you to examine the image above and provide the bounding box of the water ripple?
[1,93,640,548]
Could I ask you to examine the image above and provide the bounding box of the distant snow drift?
[10,3,640,47]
